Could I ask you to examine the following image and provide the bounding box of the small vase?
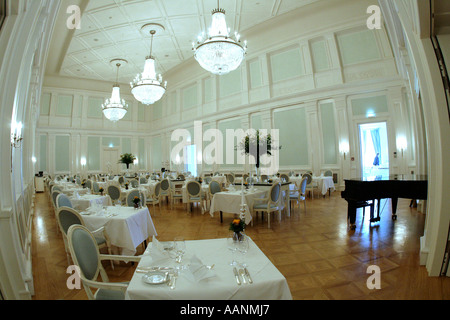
[134,203,139,209]
[233,231,245,242]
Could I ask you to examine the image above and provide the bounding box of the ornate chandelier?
[131,24,167,105]
[102,59,128,122]
[192,1,247,75]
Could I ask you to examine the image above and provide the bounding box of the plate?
[142,271,169,285]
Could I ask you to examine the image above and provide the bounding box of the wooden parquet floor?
[31,190,450,300]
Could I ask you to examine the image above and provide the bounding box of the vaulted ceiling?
[46,0,321,84]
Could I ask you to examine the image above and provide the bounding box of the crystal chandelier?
[131,26,167,105]
[192,1,247,75]
[102,60,128,122]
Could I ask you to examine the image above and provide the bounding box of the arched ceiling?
[46,0,322,85]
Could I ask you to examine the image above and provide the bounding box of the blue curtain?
[371,128,381,161]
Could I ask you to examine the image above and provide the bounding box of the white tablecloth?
[70,194,112,211]
[211,176,227,185]
[313,176,335,195]
[125,237,292,300]
[209,188,267,224]
[81,205,157,255]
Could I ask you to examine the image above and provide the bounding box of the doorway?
[103,148,119,174]
[359,122,389,179]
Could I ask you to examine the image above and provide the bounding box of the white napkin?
[188,255,216,282]
[150,236,172,264]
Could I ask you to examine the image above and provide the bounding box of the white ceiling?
[55,0,321,84]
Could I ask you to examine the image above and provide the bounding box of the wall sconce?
[339,141,350,160]
[134,158,139,165]
[11,121,23,148]
[80,157,87,167]
[397,137,407,157]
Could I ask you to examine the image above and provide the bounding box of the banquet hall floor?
[31,190,450,300]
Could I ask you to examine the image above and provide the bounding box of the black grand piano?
[341,174,428,230]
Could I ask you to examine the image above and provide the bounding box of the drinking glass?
[174,237,186,264]
[226,235,238,266]
[237,236,249,267]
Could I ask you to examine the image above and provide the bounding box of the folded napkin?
[188,255,216,282]
[150,236,172,264]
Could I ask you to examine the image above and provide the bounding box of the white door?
[103,148,119,174]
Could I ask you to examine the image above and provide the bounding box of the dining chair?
[186,181,205,214]
[66,224,140,299]
[208,181,223,221]
[324,170,333,177]
[260,174,268,182]
[226,173,235,185]
[85,180,92,190]
[289,176,308,213]
[107,185,121,205]
[93,181,100,194]
[56,193,73,209]
[146,181,161,215]
[303,173,318,200]
[280,174,290,183]
[242,174,249,183]
[57,206,114,269]
[51,190,62,209]
[177,174,185,180]
[252,183,282,228]
[125,189,146,207]
[169,180,183,209]
[130,179,139,188]
[160,178,170,203]
[139,177,147,184]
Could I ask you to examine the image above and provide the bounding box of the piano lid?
[346,174,428,182]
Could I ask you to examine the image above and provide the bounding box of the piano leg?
[347,201,357,230]
[391,197,398,220]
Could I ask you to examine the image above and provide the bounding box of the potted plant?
[118,153,136,170]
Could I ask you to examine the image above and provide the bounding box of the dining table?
[209,187,267,224]
[80,205,157,256]
[70,194,112,211]
[125,237,292,300]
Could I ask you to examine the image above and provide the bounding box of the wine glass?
[226,234,238,266]
[174,237,186,264]
[237,236,249,267]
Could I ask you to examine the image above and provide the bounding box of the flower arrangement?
[118,153,136,169]
[124,182,129,190]
[133,196,140,208]
[99,187,104,195]
[229,218,245,233]
[81,179,86,188]
[235,130,281,169]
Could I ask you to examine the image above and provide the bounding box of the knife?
[244,267,253,284]
[233,267,241,285]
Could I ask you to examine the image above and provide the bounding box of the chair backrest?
[227,174,235,184]
[280,174,290,182]
[161,178,169,191]
[270,183,281,203]
[52,185,62,193]
[85,180,92,189]
[126,189,145,207]
[261,175,268,182]
[154,182,161,197]
[67,224,102,283]
[187,181,201,196]
[107,185,121,200]
[130,179,138,188]
[209,181,221,195]
[303,173,312,184]
[118,176,124,185]
[139,177,147,184]
[177,174,185,180]
[56,193,73,208]
[93,181,100,193]
[76,177,81,185]
[205,176,212,184]
[243,174,249,182]
[324,170,332,177]
[52,190,61,207]
[300,176,308,194]
[57,206,83,235]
